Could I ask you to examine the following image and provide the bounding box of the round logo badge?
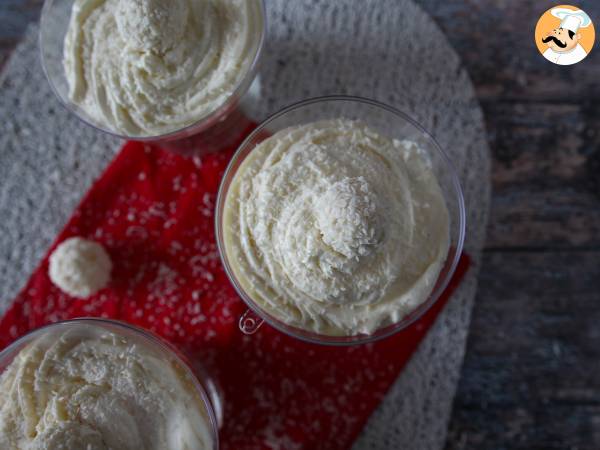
[535,5,595,66]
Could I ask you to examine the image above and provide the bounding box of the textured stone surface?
[0,1,490,449]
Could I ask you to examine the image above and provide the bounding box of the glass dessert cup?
[0,318,221,448]
[39,0,266,156]
[216,95,466,346]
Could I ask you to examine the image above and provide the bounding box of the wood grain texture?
[420,0,600,251]
[0,0,599,448]
[416,0,600,448]
[0,0,43,70]
[445,251,600,450]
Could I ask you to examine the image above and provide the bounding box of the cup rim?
[0,318,221,449]
[39,0,267,142]
[215,95,467,346]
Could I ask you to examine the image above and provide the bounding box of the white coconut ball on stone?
[48,237,112,298]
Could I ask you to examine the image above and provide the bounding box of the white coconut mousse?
[222,119,450,336]
[0,327,214,449]
[63,0,263,136]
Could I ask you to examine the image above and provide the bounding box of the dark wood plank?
[420,0,600,102]
[484,101,600,249]
[417,0,600,251]
[0,0,44,69]
[415,1,600,447]
[445,251,600,450]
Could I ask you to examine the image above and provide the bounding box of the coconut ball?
[115,0,189,53]
[48,237,112,298]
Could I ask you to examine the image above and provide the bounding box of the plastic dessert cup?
[40,0,266,156]
[216,95,466,346]
[0,318,222,447]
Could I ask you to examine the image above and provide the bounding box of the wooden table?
[1,1,599,448]
[419,1,600,448]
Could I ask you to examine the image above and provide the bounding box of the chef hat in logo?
[551,7,592,33]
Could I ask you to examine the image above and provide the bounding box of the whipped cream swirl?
[0,327,214,449]
[223,119,450,336]
[63,0,263,136]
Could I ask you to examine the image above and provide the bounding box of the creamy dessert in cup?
[0,319,219,450]
[41,0,265,145]
[217,97,465,344]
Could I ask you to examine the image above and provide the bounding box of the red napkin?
[0,136,470,450]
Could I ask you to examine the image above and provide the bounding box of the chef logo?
[535,5,595,66]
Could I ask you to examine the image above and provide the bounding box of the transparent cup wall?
[0,319,222,447]
[40,0,266,156]
[216,96,466,346]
